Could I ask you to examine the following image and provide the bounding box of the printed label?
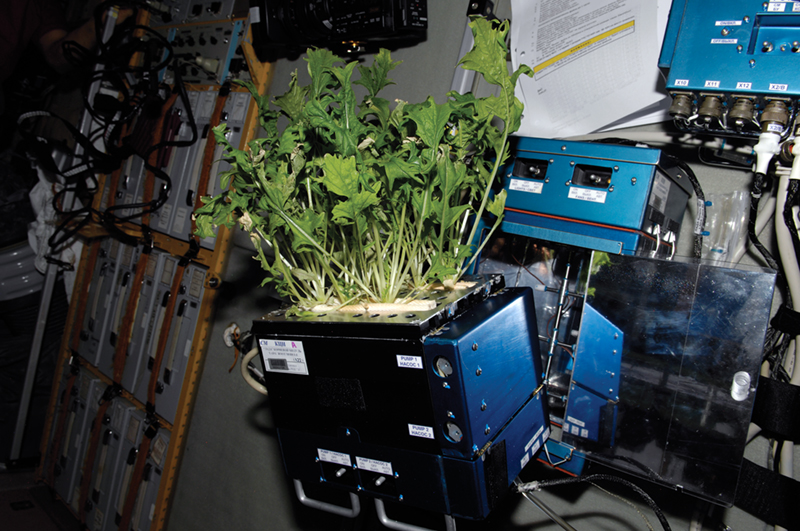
[525,433,538,453]
[566,415,585,428]
[570,425,580,435]
[568,187,607,204]
[581,428,590,438]
[318,448,351,466]
[231,93,249,123]
[736,82,752,89]
[173,207,188,234]
[408,424,435,439]
[396,355,423,369]
[674,79,689,87]
[769,83,789,92]
[520,452,530,468]
[356,456,393,475]
[531,439,542,455]
[694,198,706,234]
[127,417,140,444]
[715,20,742,25]
[94,508,104,530]
[260,339,309,375]
[649,173,670,213]
[157,203,172,230]
[151,436,167,466]
[509,179,543,194]
[710,39,737,44]
[704,80,721,88]
[768,2,787,11]
[767,122,785,133]
[795,2,800,11]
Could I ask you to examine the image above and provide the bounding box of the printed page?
[510,0,670,139]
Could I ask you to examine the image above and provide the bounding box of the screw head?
[472,342,478,351]
[484,425,491,435]
[476,367,482,376]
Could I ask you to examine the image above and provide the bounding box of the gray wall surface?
[166,2,795,530]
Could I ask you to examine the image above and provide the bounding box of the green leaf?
[407,97,452,149]
[354,49,400,97]
[487,189,507,218]
[273,70,309,120]
[320,154,359,197]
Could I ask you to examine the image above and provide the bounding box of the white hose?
[241,347,268,395]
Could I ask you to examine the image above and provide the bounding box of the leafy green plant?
[194,17,532,310]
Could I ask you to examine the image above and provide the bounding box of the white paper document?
[510,0,671,139]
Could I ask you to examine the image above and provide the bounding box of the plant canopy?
[194,17,532,311]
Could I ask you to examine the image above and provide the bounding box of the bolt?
[485,425,491,435]
[470,2,479,9]
[737,44,743,53]
[749,59,756,68]
[476,367,482,376]
[569,160,575,166]
[472,342,478,351]
[565,180,572,186]
[481,400,487,411]
[613,166,619,172]
[394,471,400,479]
[721,28,730,36]
[315,457,320,462]
[609,185,615,192]
[631,177,637,185]
[399,495,404,502]
[609,388,613,394]
[561,145,567,151]
[744,16,750,23]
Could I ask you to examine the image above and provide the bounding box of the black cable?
[783,178,800,266]
[749,172,781,270]
[517,473,672,531]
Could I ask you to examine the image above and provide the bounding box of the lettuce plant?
[194,17,532,311]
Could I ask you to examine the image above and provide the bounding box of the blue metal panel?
[570,304,623,400]
[424,288,544,459]
[663,1,800,98]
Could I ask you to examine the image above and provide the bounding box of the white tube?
[241,347,268,395]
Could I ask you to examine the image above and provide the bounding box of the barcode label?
[268,359,289,370]
[261,339,309,375]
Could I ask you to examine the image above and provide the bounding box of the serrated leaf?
[320,154,359,197]
[407,97,452,149]
[487,189,506,218]
[273,70,309,120]
[354,48,400,97]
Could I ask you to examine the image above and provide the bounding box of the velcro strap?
[752,377,800,442]
[735,459,800,530]
[771,305,800,336]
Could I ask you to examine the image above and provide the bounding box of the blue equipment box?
[502,137,692,257]
[660,0,800,136]
[251,280,549,520]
